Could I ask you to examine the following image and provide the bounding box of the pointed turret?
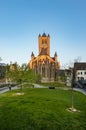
[54,52,57,57]
[54,52,58,62]
[31,52,35,59]
[42,33,46,37]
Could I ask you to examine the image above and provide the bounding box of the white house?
[74,62,86,81]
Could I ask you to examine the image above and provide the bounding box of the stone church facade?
[29,33,60,82]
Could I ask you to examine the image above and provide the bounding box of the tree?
[19,63,36,83]
[5,62,43,91]
[35,73,42,83]
[5,62,20,83]
[60,71,67,82]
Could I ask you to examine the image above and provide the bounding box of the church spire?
[54,52,58,62]
[31,52,35,59]
[42,33,46,37]
[54,52,57,57]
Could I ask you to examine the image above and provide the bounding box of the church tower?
[29,33,60,82]
[38,33,50,56]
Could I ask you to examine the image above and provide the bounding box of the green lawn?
[0,88,86,130]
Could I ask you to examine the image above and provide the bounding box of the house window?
[81,72,82,74]
[78,72,80,75]
[78,77,79,81]
[84,72,86,75]
[81,77,84,80]
[42,66,45,77]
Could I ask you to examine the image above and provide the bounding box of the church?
[29,33,60,82]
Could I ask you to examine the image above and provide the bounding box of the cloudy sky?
[0,0,86,67]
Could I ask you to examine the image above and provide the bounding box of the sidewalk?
[0,86,18,94]
[0,87,9,94]
[33,84,47,88]
[0,84,86,96]
[73,88,86,95]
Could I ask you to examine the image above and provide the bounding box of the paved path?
[0,84,86,96]
[73,88,86,95]
[0,86,18,94]
[33,84,47,88]
[0,87,9,94]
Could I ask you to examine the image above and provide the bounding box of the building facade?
[74,62,86,81]
[29,33,60,82]
[0,63,6,82]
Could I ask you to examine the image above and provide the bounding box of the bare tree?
[74,56,81,63]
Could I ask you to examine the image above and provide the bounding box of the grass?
[0,88,86,130]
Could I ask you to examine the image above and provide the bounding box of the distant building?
[74,62,86,81]
[29,33,60,82]
[9,62,17,71]
[0,63,6,82]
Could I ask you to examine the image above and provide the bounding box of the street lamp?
[71,68,74,111]
[69,68,78,112]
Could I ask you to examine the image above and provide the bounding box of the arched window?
[42,66,45,77]
[42,39,44,44]
[45,39,47,44]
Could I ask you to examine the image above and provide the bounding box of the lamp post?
[69,68,77,112]
[71,68,74,110]
[5,64,8,84]
[19,79,22,91]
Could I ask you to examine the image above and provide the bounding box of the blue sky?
[0,0,86,67]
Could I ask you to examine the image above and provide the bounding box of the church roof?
[39,48,47,55]
[31,54,56,63]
